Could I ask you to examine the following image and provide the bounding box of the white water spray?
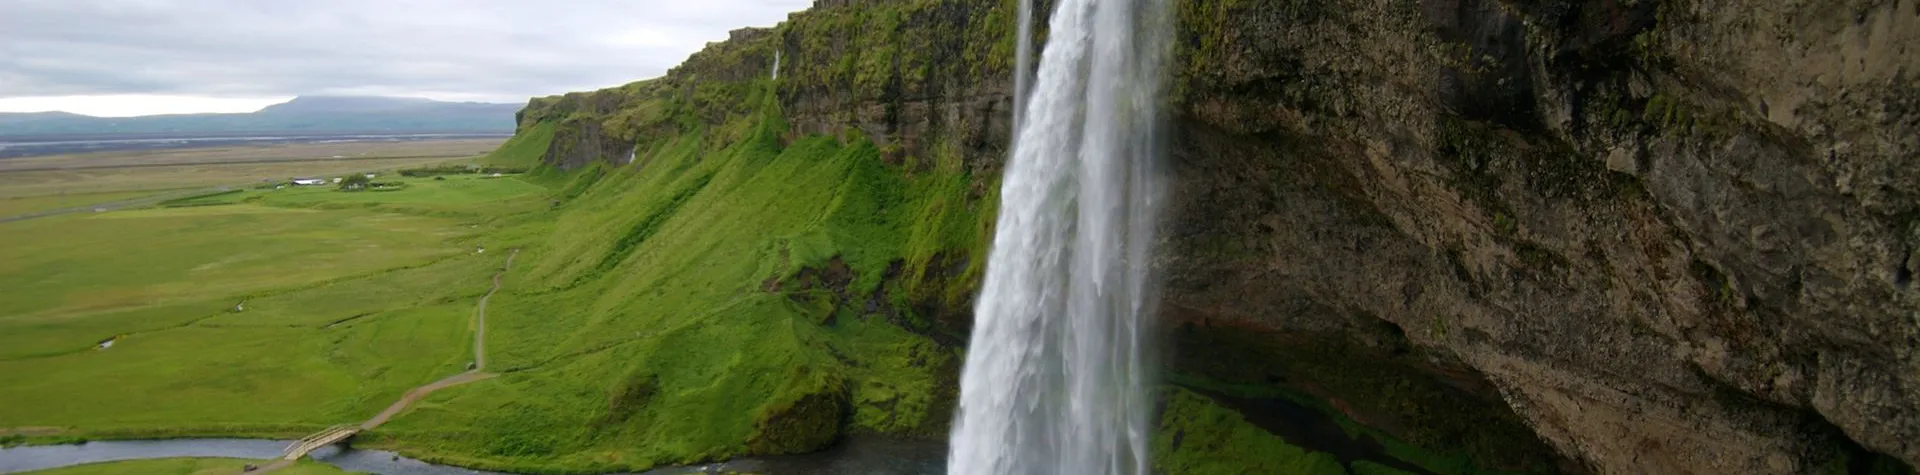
[948,0,1172,473]
[772,48,782,80]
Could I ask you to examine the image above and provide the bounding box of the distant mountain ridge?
[0,96,520,137]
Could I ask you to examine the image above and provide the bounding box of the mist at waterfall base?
[947,0,1174,473]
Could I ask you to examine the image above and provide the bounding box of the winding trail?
[259,249,517,472]
[471,249,512,371]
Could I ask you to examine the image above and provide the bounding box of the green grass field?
[0,158,545,438]
[0,205,469,322]
[20,457,357,475]
[0,190,166,217]
[0,157,468,199]
[256,175,544,207]
[0,139,497,199]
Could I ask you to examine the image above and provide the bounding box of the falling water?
[948,0,1172,473]
[772,49,782,80]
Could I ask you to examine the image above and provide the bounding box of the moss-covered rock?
[1154,387,1347,475]
[747,368,848,454]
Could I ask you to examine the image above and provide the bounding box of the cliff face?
[1159,0,1920,473]
[517,0,1919,473]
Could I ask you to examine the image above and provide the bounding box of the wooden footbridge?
[281,424,360,460]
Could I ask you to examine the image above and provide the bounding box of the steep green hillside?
[371,81,992,472]
[479,121,556,168]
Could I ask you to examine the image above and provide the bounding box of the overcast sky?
[0,0,812,116]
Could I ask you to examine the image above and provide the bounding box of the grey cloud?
[0,0,813,102]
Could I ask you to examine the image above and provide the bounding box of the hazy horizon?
[0,0,812,117]
[0,95,532,118]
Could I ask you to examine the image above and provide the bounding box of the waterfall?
[771,48,781,80]
[948,0,1172,473]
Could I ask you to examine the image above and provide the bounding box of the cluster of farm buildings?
[285,173,377,186]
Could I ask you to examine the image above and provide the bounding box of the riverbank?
[0,436,948,475]
[17,457,350,475]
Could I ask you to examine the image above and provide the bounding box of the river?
[0,436,944,474]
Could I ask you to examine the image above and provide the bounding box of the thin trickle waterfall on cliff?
[771,48,781,80]
[948,0,1171,473]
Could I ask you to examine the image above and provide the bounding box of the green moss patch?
[1168,323,1566,474]
[1155,387,1348,475]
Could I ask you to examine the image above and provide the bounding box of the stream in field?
[0,436,944,474]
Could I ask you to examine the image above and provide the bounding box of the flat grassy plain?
[255,175,544,207]
[19,457,356,475]
[0,158,458,199]
[0,139,500,199]
[0,190,161,216]
[0,140,501,172]
[0,142,545,440]
[0,201,506,433]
